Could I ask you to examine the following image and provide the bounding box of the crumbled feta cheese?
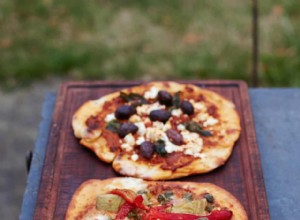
[124,133,135,146]
[143,121,171,143]
[104,113,116,122]
[144,86,159,99]
[135,122,146,135]
[171,109,183,117]
[136,102,165,115]
[203,117,219,127]
[161,133,180,153]
[136,136,145,145]
[181,130,200,142]
[129,114,142,123]
[131,154,139,161]
[177,124,186,131]
[120,143,133,152]
[181,130,203,157]
[121,133,135,151]
[145,127,164,142]
[194,102,206,111]
[152,121,171,131]
[107,178,147,191]
[197,112,210,121]
[152,121,164,130]
[164,121,172,131]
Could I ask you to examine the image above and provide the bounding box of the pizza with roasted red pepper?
[65,177,248,220]
[72,82,240,180]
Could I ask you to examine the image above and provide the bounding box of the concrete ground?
[0,79,62,220]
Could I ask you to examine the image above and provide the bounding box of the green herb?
[154,140,168,157]
[157,194,166,204]
[199,130,213,137]
[105,120,121,133]
[137,190,148,194]
[197,218,209,220]
[120,92,147,106]
[184,121,213,137]
[183,192,193,201]
[164,190,174,201]
[172,92,181,108]
[204,193,214,203]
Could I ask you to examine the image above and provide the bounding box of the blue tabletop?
[250,89,300,220]
[20,89,300,220]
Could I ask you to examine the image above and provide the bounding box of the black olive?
[204,193,214,203]
[166,129,183,145]
[180,100,194,115]
[149,109,171,123]
[157,90,173,106]
[140,141,154,159]
[115,105,136,120]
[118,123,138,138]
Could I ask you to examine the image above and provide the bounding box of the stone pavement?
[0,79,62,220]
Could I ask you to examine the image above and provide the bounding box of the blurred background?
[0,0,299,219]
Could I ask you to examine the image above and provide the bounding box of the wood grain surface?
[33,80,270,220]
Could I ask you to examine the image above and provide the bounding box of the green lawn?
[0,0,299,88]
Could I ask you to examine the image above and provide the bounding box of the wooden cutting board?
[33,80,270,220]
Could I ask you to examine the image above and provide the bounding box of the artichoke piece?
[171,199,208,215]
[96,194,125,212]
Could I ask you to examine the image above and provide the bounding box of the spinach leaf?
[154,139,167,157]
[183,192,193,201]
[105,120,120,133]
[172,92,181,108]
[184,121,213,137]
[120,92,146,102]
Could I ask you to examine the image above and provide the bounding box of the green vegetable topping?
[120,92,147,106]
[157,194,166,204]
[105,120,121,133]
[164,190,174,200]
[172,92,181,108]
[183,192,193,201]
[184,121,213,137]
[154,140,168,157]
[171,199,208,215]
[137,190,148,194]
[204,193,214,203]
[157,191,174,205]
[96,194,124,212]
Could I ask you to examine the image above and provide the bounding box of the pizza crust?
[65,178,248,220]
[72,81,241,180]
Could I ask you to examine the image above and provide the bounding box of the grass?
[0,0,299,89]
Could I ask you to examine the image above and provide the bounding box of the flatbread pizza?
[72,82,240,180]
[65,177,248,220]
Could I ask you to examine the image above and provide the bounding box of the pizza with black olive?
[72,81,241,180]
[65,177,248,220]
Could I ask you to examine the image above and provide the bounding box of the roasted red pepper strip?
[144,206,233,220]
[209,210,233,220]
[110,189,148,210]
[115,202,134,220]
